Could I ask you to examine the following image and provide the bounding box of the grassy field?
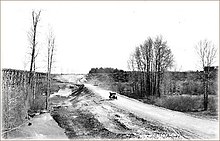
[139,95,218,119]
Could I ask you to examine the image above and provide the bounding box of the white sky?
[1,1,219,74]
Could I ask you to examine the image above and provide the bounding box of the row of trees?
[89,67,124,74]
[87,37,217,111]
[128,35,174,97]
[127,37,217,111]
[2,10,56,136]
[162,70,217,96]
[26,10,56,115]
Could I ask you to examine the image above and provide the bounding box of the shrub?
[208,96,218,113]
[154,95,203,112]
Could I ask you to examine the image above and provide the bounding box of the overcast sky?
[1,1,219,74]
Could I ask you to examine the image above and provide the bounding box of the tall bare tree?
[46,29,55,110]
[127,53,139,95]
[28,10,41,82]
[195,39,217,110]
[128,35,174,98]
[24,10,41,118]
[153,35,174,97]
[139,37,154,96]
[127,53,136,71]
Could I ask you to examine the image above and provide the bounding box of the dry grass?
[154,95,203,112]
[142,95,218,118]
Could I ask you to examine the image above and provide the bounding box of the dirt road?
[85,84,219,139]
[49,75,218,139]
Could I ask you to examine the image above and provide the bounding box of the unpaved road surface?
[86,84,219,139]
[49,75,218,140]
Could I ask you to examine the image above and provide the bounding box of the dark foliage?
[88,67,129,83]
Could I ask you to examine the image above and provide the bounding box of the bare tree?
[127,53,140,95]
[28,10,41,82]
[134,46,143,96]
[127,53,136,71]
[153,35,174,97]
[195,39,217,110]
[24,10,41,119]
[139,37,154,96]
[128,35,174,98]
[45,29,55,110]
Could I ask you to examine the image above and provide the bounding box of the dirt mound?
[50,87,137,139]
[51,108,135,139]
[49,87,191,139]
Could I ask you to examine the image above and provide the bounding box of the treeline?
[87,37,218,112]
[87,36,218,102]
[89,67,129,83]
[87,67,218,98]
[163,71,217,96]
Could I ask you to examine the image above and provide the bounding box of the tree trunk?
[157,48,161,97]
[29,24,37,83]
[203,72,208,111]
[157,72,161,97]
[32,62,36,107]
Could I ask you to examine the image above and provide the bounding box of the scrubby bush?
[181,80,204,95]
[154,95,203,112]
[208,96,218,113]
